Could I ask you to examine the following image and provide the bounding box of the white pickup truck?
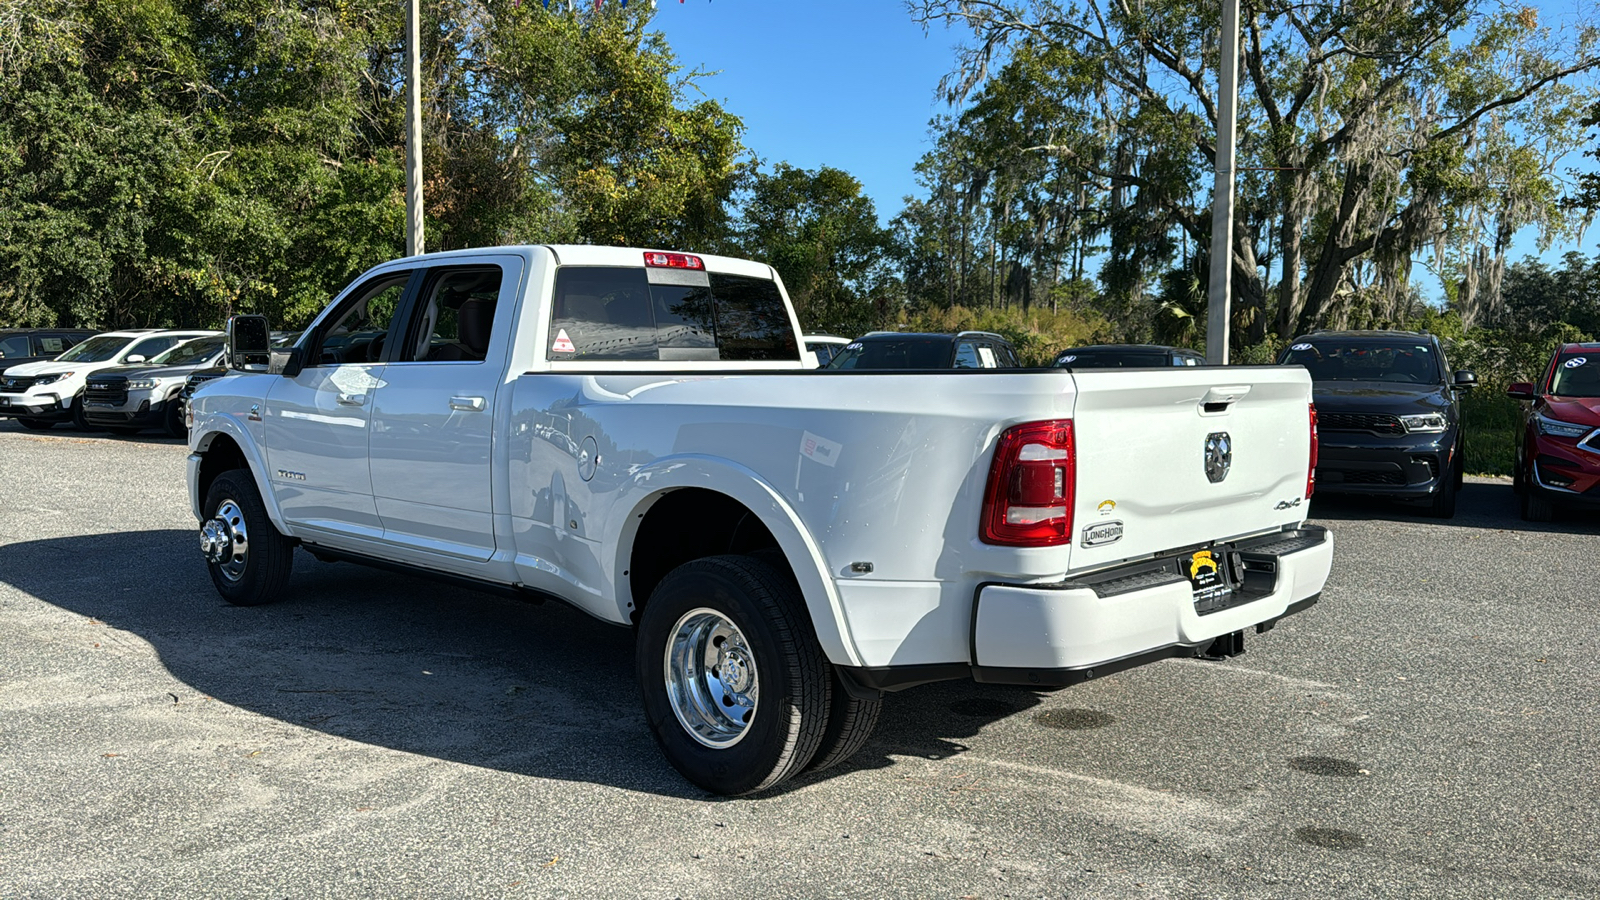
[187,245,1332,795]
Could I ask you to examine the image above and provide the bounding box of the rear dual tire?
[636,554,881,795]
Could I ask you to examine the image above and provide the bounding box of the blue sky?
[650,0,1597,277]
[652,0,957,221]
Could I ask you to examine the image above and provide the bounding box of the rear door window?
[0,335,28,358]
[549,267,798,362]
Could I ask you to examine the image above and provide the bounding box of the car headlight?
[32,372,72,385]
[127,378,161,390]
[1536,414,1592,439]
[1400,413,1448,434]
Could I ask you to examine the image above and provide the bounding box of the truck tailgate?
[1067,367,1314,572]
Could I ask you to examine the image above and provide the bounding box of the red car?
[1509,343,1600,521]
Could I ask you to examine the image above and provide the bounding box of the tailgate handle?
[1200,385,1250,415]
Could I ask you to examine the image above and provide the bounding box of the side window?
[0,335,28,358]
[310,273,411,366]
[126,336,177,361]
[953,341,982,368]
[707,273,799,361]
[395,267,502,363]
[550,266,657,360]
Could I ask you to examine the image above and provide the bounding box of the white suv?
[0,329,219,430]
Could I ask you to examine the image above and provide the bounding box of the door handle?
[336,393,367,406]
[450,395,486,411]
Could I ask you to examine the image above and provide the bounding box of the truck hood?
[1310,381,1451,416]
[1541,396,1600,428]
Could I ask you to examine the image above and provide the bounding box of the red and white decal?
[551,329,576,354]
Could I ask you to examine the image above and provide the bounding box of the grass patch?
[1461,390,1521,476]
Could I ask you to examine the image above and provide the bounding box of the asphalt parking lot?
[1,420,1597,899]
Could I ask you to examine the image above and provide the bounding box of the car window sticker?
[1565,357,1587,368]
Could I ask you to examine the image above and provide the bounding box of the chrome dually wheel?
[637,555,829,795]
[665,608,760,748]
[201,499,250,582]
[202,469,294,606]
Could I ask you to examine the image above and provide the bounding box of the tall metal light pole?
[405,0,425,256]
[1205,0,1240,365]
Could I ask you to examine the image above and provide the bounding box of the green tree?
[735,163,894,334]
[910,0,1600,342]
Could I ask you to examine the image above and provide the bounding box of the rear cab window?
[547,264,799,364]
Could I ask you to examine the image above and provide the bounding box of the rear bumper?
[840,525,1333,692]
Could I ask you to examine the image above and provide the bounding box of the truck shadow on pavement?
[0,529,1040,799]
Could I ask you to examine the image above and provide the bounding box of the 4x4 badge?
[1204,432,1232,483]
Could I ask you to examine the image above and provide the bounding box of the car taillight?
[643,251,704,270]
[981,420,1075,546]
[1307,404,1319,499]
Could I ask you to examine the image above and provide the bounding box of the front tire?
[636,555,829,795]
[70,395,90,430]
[201,469,294,606]
[164,399,186,438]
[1521,488,1555,523]
[1426,473,1457,518]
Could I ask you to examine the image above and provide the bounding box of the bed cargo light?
[643,252,704,270]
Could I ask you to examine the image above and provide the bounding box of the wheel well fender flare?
[611,454,861,668]
[191,418,290,534]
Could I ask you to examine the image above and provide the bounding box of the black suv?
[0,328,98,372]
[1280,330,1476,517]
[823,331,1021,369]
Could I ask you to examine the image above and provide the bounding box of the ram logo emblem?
[1204,432,1232,483]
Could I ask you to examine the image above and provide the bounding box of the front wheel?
[201,469,294,606]
[70,395,92,431]
[1521,488,1555,523]
[163,399,186,438]
[636,555,829,795]
[1426,473,1457,518]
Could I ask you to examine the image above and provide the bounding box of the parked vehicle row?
[0,329,221,431]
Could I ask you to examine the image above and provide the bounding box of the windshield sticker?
[845,342,862,351]
[1290,343,1313,351]
[1059,355,1078,363]
[1564,357,1587,369]
[551,329,576,354]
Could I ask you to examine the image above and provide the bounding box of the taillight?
[981,420,1075,546]
[643,251,704,270]
[1307,404,1319,499]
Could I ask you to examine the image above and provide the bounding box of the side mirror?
[125,355,146,364]
[1453,370,1477,389]
[227,315,273,371]
[1506,381,1536,401]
